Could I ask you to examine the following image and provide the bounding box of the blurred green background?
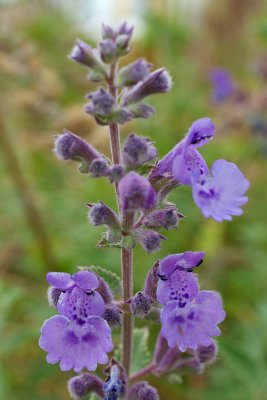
[1,0,267,399]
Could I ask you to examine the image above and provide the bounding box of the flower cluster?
[39,21,250,400]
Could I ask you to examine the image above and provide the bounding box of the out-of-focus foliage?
[1,1,267,399]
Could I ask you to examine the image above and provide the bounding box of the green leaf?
[88,265,122,297]
[96,233,123,249]
[88,393,99,400]
[131,327,151,374]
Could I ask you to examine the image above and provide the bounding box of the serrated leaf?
[89,265,122,297]
[131,327,151,374]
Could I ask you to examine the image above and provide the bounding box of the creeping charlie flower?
[118,172,156,211]
[151,117,249,221]
[39,271,113,372]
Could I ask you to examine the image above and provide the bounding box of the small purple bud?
[69,39,106,77]
[104,364,125,400]
[85,88,115,117]
[116,59,152,87]
[88,202,120,229]
[95,275,114,304]
[54,130,101,172]
[123,68,172,105]
[127,103,156,119]
[99,39,117,63]
[108,164,125,183]
[143,207,180,230]
[128,292,153,317]
[134,229,165,253]
[103,304,122,328]
[89,158,109,177]
[128,382,159,400]
[115,22,134,56]
[196,341,217,364]
[143,261,159,302]
[117,21,134,37]
[122,134,157,168]
[101,23,114,40]
[67,373,104,399]
[47,286,62,307]
[118,172,156,211]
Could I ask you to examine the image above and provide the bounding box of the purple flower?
[39,315,113,372]
[118,172,156,211]
[209,68,234,103]
[68,373,104,399]
[134,229,165,253]
[150,118,214,179]
[122,134,157,168]
[160,290,226,351]
[39,271,113,371]
[85,88,115,118]
[89,158,109,177]
[191,159,250,221]
[158,251,205,278]
[99,39,117,63]
[122,68,172,105]
[157,269,199,306]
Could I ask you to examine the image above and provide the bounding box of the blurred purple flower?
[209,68,234,103]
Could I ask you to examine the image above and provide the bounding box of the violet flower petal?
[46,272,74,291]
[72,271,99,291]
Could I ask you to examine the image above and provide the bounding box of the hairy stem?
[108,63,133,376]
[129,362,156,384]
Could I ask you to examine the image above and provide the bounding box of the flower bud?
[127,103,155,119]
[85,88,115,118]
[143,261,159,302]
[103,304,122,328]
[101,23,114,40]
[104,364,125,400]
[54,130,102,172]
[111,107,133,125]
[128,382,159,400]
[123,68,172,106]
[47,286,62,307]
[95,275,113,304]
[88,202,120,229]
[89,158,109,177]
[67,373,104,399]
[99,39,117,63]
[118,172,156,211]
[115,22,134,56]
[122,134,157,168]
[108,164,125,183]
[116,59,152,87]
[196,341,217,364]
[134,229,165,253]
[128,292,153,317]
[69,39,106,79]
[143,207,180,230]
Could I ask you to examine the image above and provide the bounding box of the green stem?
[108,62,133,376]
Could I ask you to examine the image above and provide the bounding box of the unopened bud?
[122,134,157,168]
[103,304,122,328]
[88,202,120,229]
[99,39,117,63]
[54,130,101,172]
[123,68,172,106]
[143,207,180,230]
[128,292,153,317]
[85,88,115,118]
[47,286,62,307]
[134,229,165,253]
[69,39,106,80]
[128,382,159,400]
[115,22,134,56]
[118,172,156,211]
[108,164,125,183]
[196,341,217,364]
[116,59,152,87]
[104,364,125,400]
[143,261,159,302]
[89,158,109,177]
[101,23,114,40]
[67,373,104,399]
